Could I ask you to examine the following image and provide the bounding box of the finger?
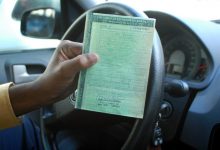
[63,53,99,74]
[58,40,83,59]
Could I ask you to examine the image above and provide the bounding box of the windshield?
[0,0,219,52]
[98,0,220,21]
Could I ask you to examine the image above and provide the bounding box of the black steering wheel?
[61,2,164,150]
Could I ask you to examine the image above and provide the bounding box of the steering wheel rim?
[61,2,164,150]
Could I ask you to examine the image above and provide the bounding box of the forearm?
[9,81,49,116]
[0,41,98,129]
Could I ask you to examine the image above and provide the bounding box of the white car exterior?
[0,0,59,52]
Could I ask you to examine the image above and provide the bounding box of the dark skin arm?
[9,40,98,116]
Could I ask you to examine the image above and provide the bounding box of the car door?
[0,0,60,124]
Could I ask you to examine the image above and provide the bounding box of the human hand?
[36,40,99,104]
[9,40,98,115]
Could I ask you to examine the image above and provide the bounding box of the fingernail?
[87,53,99,64]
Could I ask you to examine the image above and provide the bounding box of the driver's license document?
[75,12,155,118]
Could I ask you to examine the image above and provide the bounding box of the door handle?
[13,65,42,84]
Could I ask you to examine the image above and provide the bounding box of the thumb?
[63,53,99,74]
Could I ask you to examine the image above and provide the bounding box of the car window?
[0,0,59,52]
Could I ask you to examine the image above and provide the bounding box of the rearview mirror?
[21,8,57,38]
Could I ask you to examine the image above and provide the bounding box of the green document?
[75,13,155,118]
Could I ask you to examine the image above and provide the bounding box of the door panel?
[0,48,55,125]
[0,49,54,84]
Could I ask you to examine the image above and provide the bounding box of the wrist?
[9,81,46,116]
[0,82,21,129]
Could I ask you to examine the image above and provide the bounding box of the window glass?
[0,0,59,52]
[102,0,220,20]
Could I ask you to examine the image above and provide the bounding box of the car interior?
[1,0,220,150]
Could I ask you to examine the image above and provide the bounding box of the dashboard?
[163,34,210,82]
[146,11,220,150]
[146,11,212,84]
